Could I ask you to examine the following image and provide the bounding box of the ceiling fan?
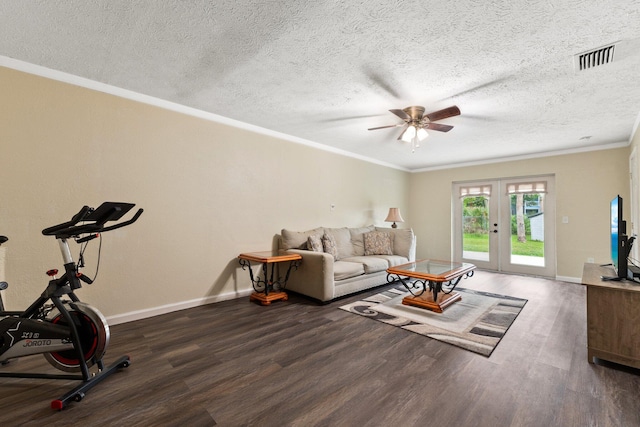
[368,105,461,151]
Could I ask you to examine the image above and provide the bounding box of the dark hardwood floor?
[1,270,639,426]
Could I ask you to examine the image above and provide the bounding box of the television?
[609,195,628,280]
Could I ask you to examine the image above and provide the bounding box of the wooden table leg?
[402,291,462,313]
[250,291,288,306]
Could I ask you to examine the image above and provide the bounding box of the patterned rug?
[339,286,527,356]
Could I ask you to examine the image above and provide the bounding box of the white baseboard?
[103,274,583,325]
[106,289,254,325]
[556,275,582,284]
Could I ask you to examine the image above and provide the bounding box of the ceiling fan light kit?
[400,125,416,142]
[416,127,428,140]
[400,125,429,152]
[369,105,460,152]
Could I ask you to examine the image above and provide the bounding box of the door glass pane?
[510,193,545,266]
[462,196,490,261]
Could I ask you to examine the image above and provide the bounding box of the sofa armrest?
[409,234,417,262]
[283,249,336,302]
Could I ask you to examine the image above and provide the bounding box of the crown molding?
[411,141,630,173]
[0,55,409,173]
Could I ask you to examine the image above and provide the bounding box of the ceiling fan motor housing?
[403,106,426,122]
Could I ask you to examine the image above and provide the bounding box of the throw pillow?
[322,233,339,259]
[349,225,376,256]
[363,231,393,255]
[307,235,323,252]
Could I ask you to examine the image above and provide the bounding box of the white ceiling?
[1,1,640,171]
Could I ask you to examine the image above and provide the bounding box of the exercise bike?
[0,202,143,410]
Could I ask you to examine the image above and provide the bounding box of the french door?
[453,175,556,277]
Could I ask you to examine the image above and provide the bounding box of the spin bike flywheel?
[44,302,110,372]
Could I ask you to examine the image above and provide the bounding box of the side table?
[238,251,302,305]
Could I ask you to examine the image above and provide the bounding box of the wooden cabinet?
[582,263,640,368]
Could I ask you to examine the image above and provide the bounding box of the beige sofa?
[278,226,416,302]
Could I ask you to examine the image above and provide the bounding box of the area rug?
[339,286,527,356]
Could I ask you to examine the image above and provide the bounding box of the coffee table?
[386,259,476,313]
[238,251,302,305]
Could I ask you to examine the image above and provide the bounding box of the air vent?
[575,44,616,71]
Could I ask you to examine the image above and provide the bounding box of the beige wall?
[1,64,636,320]
[409,148,631,280]
[0,67,410,320]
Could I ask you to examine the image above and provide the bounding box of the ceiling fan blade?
[368,124,404,131]
[440,76,513,101]
[425,105,461,122]
[389,109,411,121]
[362,66,405,99]
[321,114,386,123]
[426,123,454,132]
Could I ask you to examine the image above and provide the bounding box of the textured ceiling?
[1,1,640,170]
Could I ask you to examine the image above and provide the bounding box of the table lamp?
[385,208,404,228]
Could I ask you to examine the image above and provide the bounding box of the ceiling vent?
[575,44,616,71]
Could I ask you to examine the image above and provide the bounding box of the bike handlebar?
[41,206,93,236]
[42,202,143,238]
[100,208,144,233]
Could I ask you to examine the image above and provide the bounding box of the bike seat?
[0,236,7,245]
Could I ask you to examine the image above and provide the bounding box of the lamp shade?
[401,126,416,142]
[385,208,404,228]
[416,127,429,141]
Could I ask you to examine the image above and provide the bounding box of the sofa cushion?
[281,227,324,250]
[333,261,365,281]
[307,235,323,252]
[324,227,354,259]
[322,233,339,259]
[349,225,376,256]
[375,255,410,267]
[364,231,394,255]
[341,256,389,274]
[376,227,414,259]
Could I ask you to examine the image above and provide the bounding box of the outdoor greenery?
[462,194,544,257]
[463,196,489,234]
[463,195,541,236]
[509,235,544,257]
[462,233,490,252]
[463,233,544,257]
[511,215,531,235]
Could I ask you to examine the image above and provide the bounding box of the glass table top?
[387,259,476,281]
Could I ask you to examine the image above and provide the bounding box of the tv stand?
[628,264,640,278]
[583,263,640,369]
